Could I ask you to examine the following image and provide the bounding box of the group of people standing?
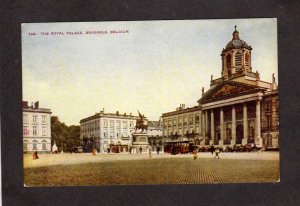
[192,145,221,160]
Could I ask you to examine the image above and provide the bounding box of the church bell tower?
[221,26,253,79]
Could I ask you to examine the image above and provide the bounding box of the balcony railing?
[261,125,279,132]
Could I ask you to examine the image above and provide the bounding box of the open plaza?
[24,151,279,186]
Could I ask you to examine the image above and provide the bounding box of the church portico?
[200,98,263,147]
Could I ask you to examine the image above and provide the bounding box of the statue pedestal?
[52,143,58,153]
[132,132,149,153]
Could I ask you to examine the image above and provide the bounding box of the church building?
[162,27,279,149]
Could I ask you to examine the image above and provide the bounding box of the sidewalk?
[24,151,279,168]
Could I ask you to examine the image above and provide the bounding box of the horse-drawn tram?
[164,140,195,155]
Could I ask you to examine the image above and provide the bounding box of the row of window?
[81,119,100,132]
[225,52,250,68]
[165,127,199,135]
[23,114,48,123]
[81,119,134,133]
[23,126,47,136]
[23,140,48,150]
[164,114,200,127]
[103,120,134,128]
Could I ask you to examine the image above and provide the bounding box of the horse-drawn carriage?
[165,140,196,155]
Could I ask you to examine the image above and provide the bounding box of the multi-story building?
[80,110,138,153]
[23,101,52,153]
[147,120,163,151]
[162,28,279,150]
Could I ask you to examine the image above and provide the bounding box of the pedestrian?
[139,146,142,154]
[33,151,39,160]
[156,146,160,155]
[215,147,220,159]
[210,145,215,156]
[92,148,97,156]
[193,149,198,160]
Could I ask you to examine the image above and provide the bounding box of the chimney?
[22,101,28,108]
[34,101,39,109]
[116,111,119,115]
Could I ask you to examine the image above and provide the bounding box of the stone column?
[176,117,179,136]
[193,113,196,134]
[205,110,208,138]
[255,100,262,146]
[231,105,236,146]
[201,111,205,145]
[242,103,248,145]
[210,109,215,145]
[171,118,173,137]
[166,118,169,139]
[219,108,224,146]
[199,111,202,139]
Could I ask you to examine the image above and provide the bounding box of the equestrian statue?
[135,110,148,133]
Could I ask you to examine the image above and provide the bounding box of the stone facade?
[23,101,52,153]
[162,28,279,149]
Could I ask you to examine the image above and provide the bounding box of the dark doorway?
[236,124,243,144]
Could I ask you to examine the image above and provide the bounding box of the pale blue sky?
[22,19,278,125]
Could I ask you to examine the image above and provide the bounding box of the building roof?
[162,106,201,117]
[22,101,51,114]
[80,111,138,123]
[225,38,251,50]
[223,29,252,52]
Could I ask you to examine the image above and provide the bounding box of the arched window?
[245,52,250,67]
[23,140,29,150]
[32,140,38,150]
[226,54,231,68]
[42,140,47,150]
[235,51,242,69]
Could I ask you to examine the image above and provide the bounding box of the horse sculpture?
[135,110,148,133]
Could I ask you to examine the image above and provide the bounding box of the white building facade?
[23,101,52,153]
[147,120,163,151]
[80,110,138,153]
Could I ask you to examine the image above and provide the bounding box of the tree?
[51,116,80,152]
[65,125,80,151]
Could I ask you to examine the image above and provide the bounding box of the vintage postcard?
[22,19,279,186]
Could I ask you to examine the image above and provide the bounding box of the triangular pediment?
[200,81,262,103]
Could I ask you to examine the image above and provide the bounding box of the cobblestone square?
[24,152,279,186]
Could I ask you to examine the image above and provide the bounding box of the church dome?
[224,28,252,51]
[225,39,249,49]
